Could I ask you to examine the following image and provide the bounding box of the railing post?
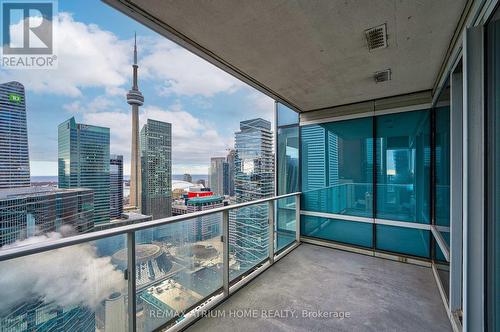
[222,210,230,297]
[295,194,301,243]
[268,200,275,264]
[127,231,136,332]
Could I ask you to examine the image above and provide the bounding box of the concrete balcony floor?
[186,243,451,332]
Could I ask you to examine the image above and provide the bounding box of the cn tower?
[127,33,144,209]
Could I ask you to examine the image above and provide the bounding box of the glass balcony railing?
[0,192,300,332]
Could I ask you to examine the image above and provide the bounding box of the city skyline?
[0,0,274,177]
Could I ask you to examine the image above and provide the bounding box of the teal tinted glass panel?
[301,117,373,218]
[301,215,372,248]
[376,224,430,257]
[435,82,451,247]
[277,126,299,195]
[277,103,299,126]
[276,196,296,252]
[376,110,431,223]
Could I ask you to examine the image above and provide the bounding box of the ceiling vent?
[374,69,391,83]
[365,24,388,51]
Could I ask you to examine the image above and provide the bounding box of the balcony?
[0,192,452,332]
[187,243,450,332]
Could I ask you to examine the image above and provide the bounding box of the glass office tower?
[58,117,110,224]
[110,154,124,219]
[209,157,226,196]
[233,118,274,269]
[140,119,172,219]
[0,187,94,247]
[0,81,30,189]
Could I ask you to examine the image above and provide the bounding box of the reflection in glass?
[277,126,299,195]
[375,110,431,223]
[376,225,430,257]
[435,82,451,247]
[277,103,299,127]
[134,217,222,331]
[301,117,373,218]
[276,197,296,252]
[0,234,128,331]
[301,215,372,248]
[229,204,269,281]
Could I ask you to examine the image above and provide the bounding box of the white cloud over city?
[1,11,274,175]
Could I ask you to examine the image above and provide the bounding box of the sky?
[0,0,274,176]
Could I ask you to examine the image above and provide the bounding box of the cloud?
[63,95,116,114]
[1,13,245,99]
[140,39,244,97]
[0,13,130,97]
[82,103,232,175]
[0,226,124,314]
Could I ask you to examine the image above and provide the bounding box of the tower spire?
[127,33,144,210]
[134,32,137,65]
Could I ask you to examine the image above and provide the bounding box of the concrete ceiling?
[111,0,467,112]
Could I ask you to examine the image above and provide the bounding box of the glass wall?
[433,78,451,301]
[302,117,373,217]
[300,109,432,257]
[375,110,431,257]
[375,110,431,223]
[435,81,451,246]
[276,103,299,252]
[301,117,373,248]
[487,10,500,331]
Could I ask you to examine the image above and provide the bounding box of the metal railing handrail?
[0,192,301,262]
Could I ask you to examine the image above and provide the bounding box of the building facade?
[186,195,223,241]
[0,187,94,247]
[226,149,236,196]
[208,157,226,196]
[183,173,192,183]
[141,119,172,219]
[110,154,123,219]
[0,81,30,189]
[58,117,110,224]
[232,118,274,269]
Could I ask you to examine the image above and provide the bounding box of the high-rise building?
[0,187,94,247]
[226,149,236,196]
[232,118,274,269]
[110,154,123,219]
[58,117,110,224]
[104,292,127,332]
[183,173,192,183]
[141,119,172,219]
[209,157,226,196]
[186,195,223,241]
[0,81,30,189]
[127,34,144,210]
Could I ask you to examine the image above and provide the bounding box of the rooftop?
[0,186,91,200]
[187,196,224,205]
